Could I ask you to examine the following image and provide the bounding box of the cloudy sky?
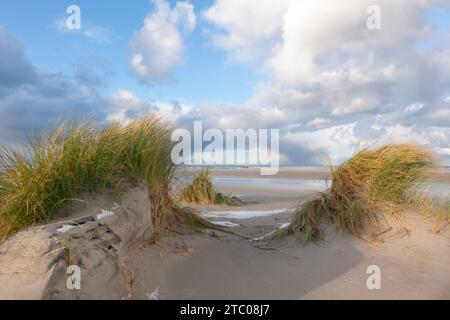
[0,0,449,165]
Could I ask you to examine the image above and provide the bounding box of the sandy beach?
[0,168,449,300]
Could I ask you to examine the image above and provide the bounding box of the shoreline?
[175,167,450,183]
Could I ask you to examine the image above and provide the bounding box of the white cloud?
[203,0,289,63]
[202,0,450,165]
[83,26,111,42]
[404,103,425,114]
[54,18,111,42]
[0,27,107,144]
[129,0,196,84]
[3,2,450,167]
[284,123,361,164]
[108,89,194,124]
[266,1,428,85]
[307,118,331,129]
[332,94,383,116]
[437,148,450,156]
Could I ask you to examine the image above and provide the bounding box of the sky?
[0,0,449,166]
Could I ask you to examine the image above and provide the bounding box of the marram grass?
[0,117,212,243]
[0,122,120,242]
[276,144,438,245]
[180,169,237,205]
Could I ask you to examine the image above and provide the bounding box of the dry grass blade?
[179,169,237,206]
[0,117,211,243]
[276,144,439,245]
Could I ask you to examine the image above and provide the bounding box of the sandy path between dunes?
[159,221,449,299]
[123,178,449,300]
[133,210,449,300]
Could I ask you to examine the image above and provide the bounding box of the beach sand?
[0,169,449,299]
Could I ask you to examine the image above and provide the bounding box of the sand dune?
[0,170,449,300]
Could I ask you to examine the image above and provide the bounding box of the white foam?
[211,221,240,228]
[201,208,294,220]
[96,210,115,220]
[56,225,75,234]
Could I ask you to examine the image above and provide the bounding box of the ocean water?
[213,177,449,200]
[415,183,450,200]
[213,177,329,191]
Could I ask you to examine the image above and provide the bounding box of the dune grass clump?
[0,117,212,243]
[109,119,214,237]
[433,199,450,230]
[277,144,437,244]
[101,119,178,236]
[180,169,236,205]
[0,123,119,242]
[445,201,450,216]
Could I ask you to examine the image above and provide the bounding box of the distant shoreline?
[176,167,450,183]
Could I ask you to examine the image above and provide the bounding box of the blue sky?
[0,0,260,104]
[0,0,449,165]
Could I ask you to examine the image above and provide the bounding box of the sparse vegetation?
[444,201,450,216]
[276,144,439,244]
[432,199,450,233]
[180,169,237,205]
[0,117,212,243]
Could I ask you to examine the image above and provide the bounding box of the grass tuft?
[0,117,209,243]
[276,144,438,245]
[179,169,237,205]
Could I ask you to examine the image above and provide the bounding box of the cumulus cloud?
[108,88,194,124]
[0,25,192,146]
[307,118,331,129]
[0,26,107,144]
[129,0,196,84]
[108,89,158,122]
[203,0,450,165]
[284,123,361,164]
[3,1,450,167]
[0,28,35,90]
[54,17,112,42]
[204,0,289,63]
